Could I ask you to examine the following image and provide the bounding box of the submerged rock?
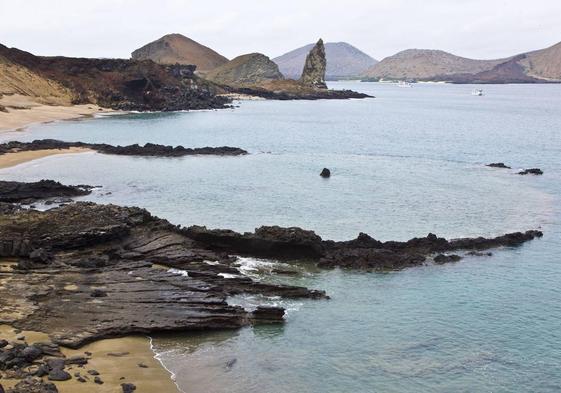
[486,162,511,169]
[300,39,327,89]
[320,168,331,178]
[518,168,543,175]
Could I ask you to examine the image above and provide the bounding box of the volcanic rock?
[0,180,91,203]
[518,168,543,175]
[300,39,327,89]
[486,163,511,169]
[205,53,284,87]
[320,168,331,178]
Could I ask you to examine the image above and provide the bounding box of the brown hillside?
[131,34,228,72]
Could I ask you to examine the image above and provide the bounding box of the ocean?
[1,82,560,392]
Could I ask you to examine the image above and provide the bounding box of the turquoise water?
[1,82,560,392]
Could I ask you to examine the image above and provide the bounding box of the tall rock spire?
[300,39,327,89]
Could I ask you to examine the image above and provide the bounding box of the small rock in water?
[320,168,331,178]
[518,168,543,175]
[87,369,100,375]
[137,363,148,368]
[486,162,511,169]
[434,254,462,264]
[94,376,104,384]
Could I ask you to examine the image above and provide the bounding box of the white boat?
[472,88,484,96]
[398,81,412,88]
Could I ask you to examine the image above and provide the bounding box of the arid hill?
[274,42,377,80]
[0,55,72,105]
[363,49,507,80]
[205,53,283,87]
[0,43,229,111]
[521,41,561,80]
[363,40,561,83]
[131,33,228,72]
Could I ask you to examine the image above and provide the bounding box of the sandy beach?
[0,94,110,133]
[0,325,180,393]
[0,148,93,169]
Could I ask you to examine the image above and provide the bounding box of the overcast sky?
[1,0,560,61]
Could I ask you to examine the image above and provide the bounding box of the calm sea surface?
[1,82,560,392]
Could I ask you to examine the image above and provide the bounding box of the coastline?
[0,95,112,133]
[0,325,180,393]
[0,148,93,169]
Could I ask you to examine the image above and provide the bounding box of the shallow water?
[1,82,560,392]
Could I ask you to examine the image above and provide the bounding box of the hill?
[131,33,228,72]
[0,54,72,105]
[273,42,377,80]
[205,53,283,87]
[521,41,561,80]
[363,49,507,80]
[0,44,229,111]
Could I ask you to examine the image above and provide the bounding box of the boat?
[472,88,484,96]
[398,81,412,88]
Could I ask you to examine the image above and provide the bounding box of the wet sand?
[0,325,180,393]
[0,148,93,169]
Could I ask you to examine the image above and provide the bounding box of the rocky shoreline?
[0,180,544,392]
[0,140,248,158]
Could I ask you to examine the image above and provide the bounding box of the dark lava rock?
[65,356,88,366]
[0,383,4,393]
[0,340,8,348]
[7,378,58,393]
[518,168,543,175]
[87,370,99,376]
[76,376,86,383]
[46,358,65,371]
[29,249,52,264]
[121,383,137,393]
[320,168,331,178]
[0,198,543,350]
[90,289,107,298]
[486,163,511,169]
[0,44,230,112]
[0,180,91,203]
[467,251,493,257]
[250,307,285,324]
[47,369,71,381]
[137,363,148,368]
[94,376,104,385]
[434,254,462,264]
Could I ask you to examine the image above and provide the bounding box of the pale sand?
[0,325,180,393]
[0,94,111,132]
[0,148,93,169]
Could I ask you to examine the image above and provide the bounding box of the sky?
[1,0,560,61]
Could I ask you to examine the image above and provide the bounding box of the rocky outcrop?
[518,168,543,175]
[0,44,230,111]
[0,140,248,158]
[300,39,327,89]
[320,168,331,178]
[205,53,284,87]
[487,162,511,169]
[273,42,378,80]
[230,84,371,100]
[0,202,326,349]
[0,180,92,203]
[185,226,543,271]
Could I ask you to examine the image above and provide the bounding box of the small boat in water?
[472,88,484,96]
[398,81,412,88]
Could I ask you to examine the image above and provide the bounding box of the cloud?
[1,0,560,60]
